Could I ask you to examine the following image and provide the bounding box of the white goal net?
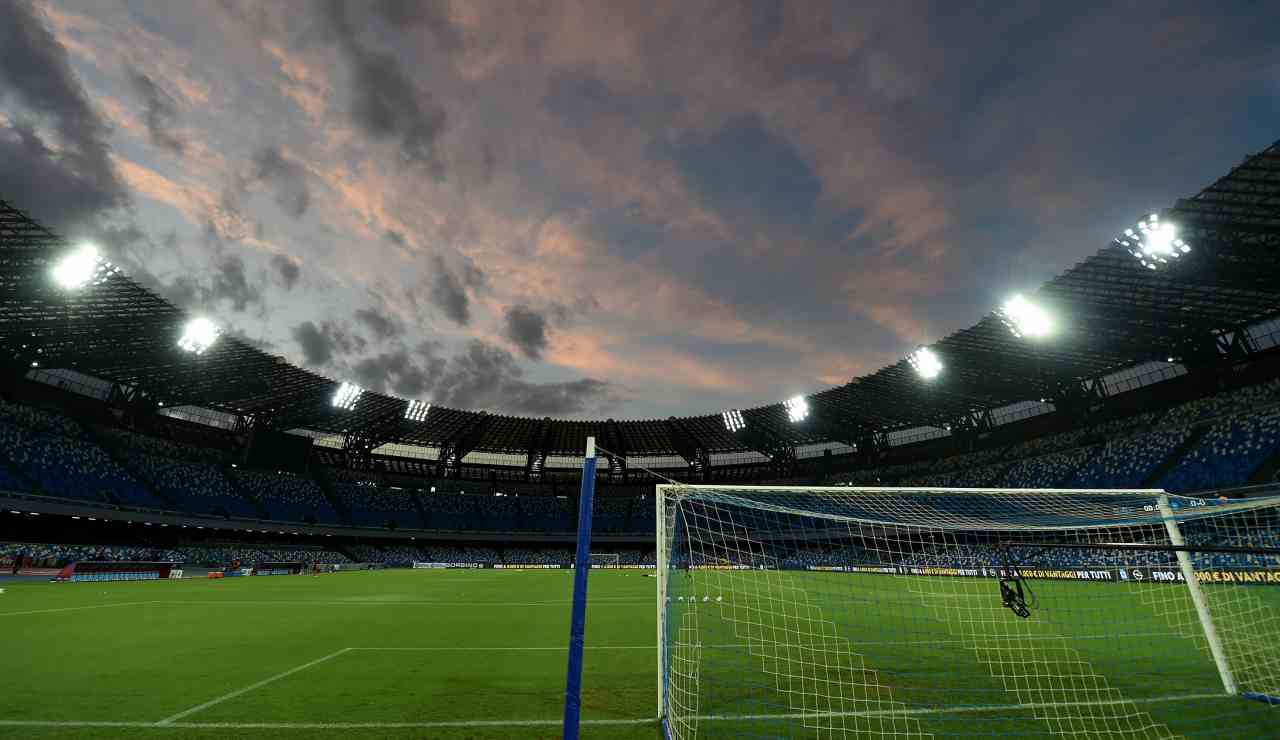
[589,552,621,568]
[656,485,1280,738]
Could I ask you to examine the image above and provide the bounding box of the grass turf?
[0,569,1276,738]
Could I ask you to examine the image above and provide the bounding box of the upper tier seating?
[230,469,339,523]
[336,481,422,529]
[133,453,258,518]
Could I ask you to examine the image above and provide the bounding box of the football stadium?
[3,4,1280,739]
[3,143,1280,737]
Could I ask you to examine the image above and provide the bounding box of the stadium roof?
[2,141,1279,461]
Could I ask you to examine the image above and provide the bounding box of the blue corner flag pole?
[563,436,598,740]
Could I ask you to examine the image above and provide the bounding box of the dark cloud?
[337,338,618,416]
[250,146,310,218]
[209,254,261,311]
[352,345,444,398]
[125,65,186,155]
[430,340,618,416]
[160,275,202,310]
[504,304,549,359]
[291,320,365,367]
[292,321,334,366]
[0,0,128,231]
[319,0,450,174]
[354,307,403,340]
[425,254,471,326]
[370,0,461,51]
[271,253,301,290]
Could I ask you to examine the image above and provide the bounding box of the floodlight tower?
[721,408,746,432]
[177,318,221,355]
[51,244,117,290]
[784,395,809,423]
[998,294,1054,339]
[332,382,363,410]
[908,347,942,380]
[1115,213,1190,270]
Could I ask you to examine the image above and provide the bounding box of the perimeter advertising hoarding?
[805,564,1279,584]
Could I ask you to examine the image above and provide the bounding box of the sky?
[1,1,1277,420]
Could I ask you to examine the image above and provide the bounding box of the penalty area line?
[156,648,352,725]
[0,601,158,617]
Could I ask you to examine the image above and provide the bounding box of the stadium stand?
[520,495,575,532]
[0,420,163,508]
[229,469,339,524]
[479,494,521,530]
[591,496,634,534]
[422,493,476,530]
[130,453,258,519]
[334,480,423,529]
[1159,412,1280,493]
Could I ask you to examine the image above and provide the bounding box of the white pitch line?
[0,694,1230,731]
[351,646,654,651]
[0,601,156,617]
[349,644,749,652]
[156,648,352,725]
[144,599,653,607]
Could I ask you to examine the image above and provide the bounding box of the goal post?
[656,484,1280,738]
[589,552,621,568]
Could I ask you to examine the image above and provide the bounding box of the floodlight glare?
[1114,213,1190,270]
[908,347,942,380]
[405,399,431,421]
[784,395,809,423]
[177,317,220,355]
[999,294,1053,339]
[722,408,746,432]
[332,381,363,410]
[52,243,114,290]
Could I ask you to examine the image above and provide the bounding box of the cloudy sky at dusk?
[1,0,1277,419]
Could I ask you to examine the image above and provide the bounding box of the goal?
[656,485,1280,738]
[589,552,621,569]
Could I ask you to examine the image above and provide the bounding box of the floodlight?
[1114,213,1190,270]
[52,243,116,290]
[998,294,1053,339]
[784,395,809,423]
[332,381,363,410]
[405,399,431,421]
[177,317,221,355]
[908,347,942,380]
[722,408,746,432]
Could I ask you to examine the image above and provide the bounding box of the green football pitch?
[0,569,1276,739]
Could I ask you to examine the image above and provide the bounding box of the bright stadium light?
[784,395,809,423]
[177,317,220,355]
[332,382,363,410]
[52,243,116,290]
[722,408,746,432]
[908,347,942,380]
[1115,213,1190,270]
[998,294,1053,339]
[404,399,431,421]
